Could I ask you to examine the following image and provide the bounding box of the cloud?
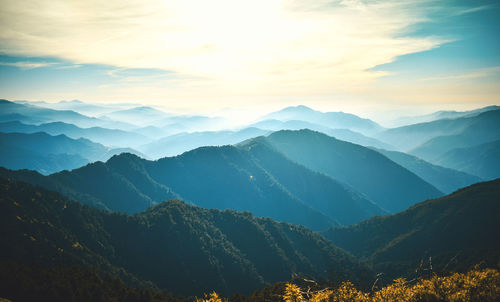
[0,0,453,96]
[419,66,500,82]
[55,64,82,69]
[0,61,54,69]
[451,5,492,16]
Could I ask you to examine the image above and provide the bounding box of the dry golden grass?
[283,267,500,302]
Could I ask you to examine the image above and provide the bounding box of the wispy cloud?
[0,61,54,69]
[0,0,473,96]
[420,66,500,82]
[55,64,83,69]
[451,5,492,16]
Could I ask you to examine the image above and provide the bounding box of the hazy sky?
[0,0,499,122]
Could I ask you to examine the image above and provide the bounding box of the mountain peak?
[286,104,314,111]
[262,105,382,135]
[107,152,143,163]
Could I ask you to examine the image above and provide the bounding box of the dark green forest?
[324,179,500,282]
[0,178,371,299]
[1,177,500,301]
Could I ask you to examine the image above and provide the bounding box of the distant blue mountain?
[14,99,126,116]
[100,106,172,126]
[0,120,151,148]
[250,119,394,150]
[434,139,500,180]
[139,127,270,159]
[264,129,443,213]
[102,106,228,133]
[372,147,482,194]
[0,132,144,174]
[377,109,500,151]
[260,105,383,135]
[0,99,136,130]
[390,105,500,127]
[410,109,500,162]
[159,115,228,133]
[132,125,169,138]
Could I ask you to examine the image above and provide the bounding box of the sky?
[0,0,499,124]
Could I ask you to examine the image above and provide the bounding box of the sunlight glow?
[0,0,445,97]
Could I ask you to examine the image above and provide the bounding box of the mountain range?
[323,178,500,281]
[372,147,482,194]
[388,105,500,127]
[139,127,270,159]
[0,129,449,221]
[0,177,371,296]
[1,98,500,300]
[409,110,500,162]
[434,139,500,180]
[0,132,142,174]
[0,120,151,148]
[376,109,500,152]
[264,130,443,213]
[100,106,172,127]
[2,173,499,299]
[0,99,135,130]
[260,105,383,135]
[0,136,388,229]
[2,99,497,184]
[249,119,393,150]
[14,99,128,116]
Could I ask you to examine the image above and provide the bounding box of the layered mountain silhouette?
[160,115,228,133]
[410,109,500,162]
[389,105,500,127]
[15,99,125,116]
[133,125,170,139]
[377,109,500,152]
[0,99,135,130]
[373,148,482,194]
[324,179,500,280]
[101,106,172,126]
[260,105,383,135]
[0,132,142,174]
[103,106,228,134]
[434,139,500,180]
[264,130,443,213]
[0,120,151,148]
[0,178,371,296]
[139,127,270,159]
[129,115,229,136]
[250,119,393,150]
[0,138,387,229]
[1,98,500,300]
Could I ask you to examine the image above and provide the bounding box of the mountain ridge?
[323,178,500,281]
[0,177,372,296]
[264,129,443,213]
[260,105,383,135]
[0,139,387,230]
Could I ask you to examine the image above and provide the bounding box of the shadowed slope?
[0,178,371,296]
[324,179,500,280]
[265,130,442,213]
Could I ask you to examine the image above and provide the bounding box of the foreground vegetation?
[195,267,500,302]
[282,267,500,302]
